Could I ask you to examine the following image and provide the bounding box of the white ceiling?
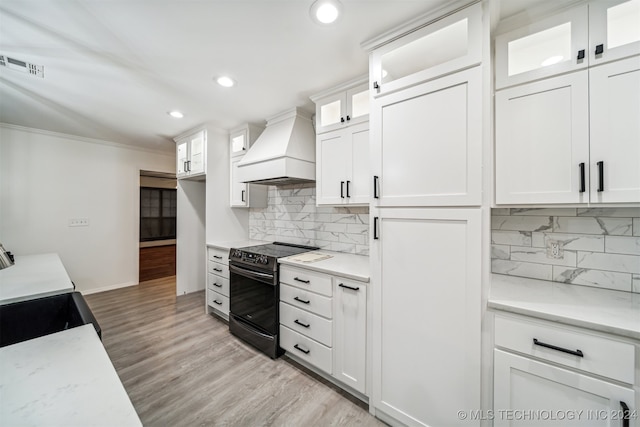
[0,0,545,152]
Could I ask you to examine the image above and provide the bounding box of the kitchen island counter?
[0,324,141,426]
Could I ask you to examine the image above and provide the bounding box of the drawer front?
[280,266,332,297]
[207,274,229,297]
[207,290,229,314]
[280,283,332,319]
[280,325,332,374]
[280,302,332,347]
[495,314,635,384]
[208,247,229,264]
[208,261,229,279]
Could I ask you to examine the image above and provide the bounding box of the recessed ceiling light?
[310,0,342,25]
[216,76,235,88]
[541,55,564,67]
[168,111,184,118]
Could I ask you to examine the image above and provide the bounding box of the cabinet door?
[316,92,346,134]
[348,123,370,205]
[371,208,481,427]
[345,83,370,126]
[230,129,248,157]
[370,2,482,96]
[494,349,636,427]
[589,0,640,66]
[372,67,481,207]
[176,140,189,178]
[189,131,206,175]
[495,4,588,89]
[230,157,248,207]
[316,130,349,205]
[495,71,589,204]
[333,278,366,394]
[589,55,640,203]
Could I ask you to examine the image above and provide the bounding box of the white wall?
[0,125,174,294]
[176,179,205,295]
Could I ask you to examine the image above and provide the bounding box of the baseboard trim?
[82,281,138,295]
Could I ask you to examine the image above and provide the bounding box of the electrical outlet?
[68,218,89,227]
[546,239,563,259]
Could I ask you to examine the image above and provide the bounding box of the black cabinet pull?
[373,175,379,199]
[340,181,345,198]
[340,117,345,123]
[294,344,310,354]
[213,282,222,288]
[597,161,604,192]
[213,300,222,305]
[213,268,222,272]
[373,81,379,89]
[294,277,310,284]
[339,283,360,291]
[241,190,245,202]
[346,181,351,198]
[620,401,630,427]
[577,49,585,60]
[374,217,379,240]
[294,296,310,304]
[213,255,222,259]
[533,338,583,357]
[294,319,310,328]
[186,160,191,172]
[595,44,604,55]
[183,161,187,172]
[346,115,351,121]
[579,163,586,193]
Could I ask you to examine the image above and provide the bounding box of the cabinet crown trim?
[309,75,368,102]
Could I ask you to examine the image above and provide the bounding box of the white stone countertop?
[279,250,370,283]
[0,324,142,426]
[489,274,640,340]
[206,239,268,251]
[0,253,74,305]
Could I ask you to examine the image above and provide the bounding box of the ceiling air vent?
[0,55,44,78]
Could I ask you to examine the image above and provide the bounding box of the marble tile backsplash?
[248,184,369,255]
[491,208,640,293]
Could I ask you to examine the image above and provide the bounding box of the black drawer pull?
[595,44,604,55]
[212,282,222,288]
[577,49,585,60]
[579,163,586,193]
[294,296,310,304]
[213,255,223,259]
[533,338,583,357]
[339,283,359,291]
[597,161,604,192]
[213,300,222,306]
[294,344,310,354]
[621,401,630,427]
[294,319,310,328]
[213,268,222,272]
[294,277,310,284]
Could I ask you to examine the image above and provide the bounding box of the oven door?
[229,263,278,335]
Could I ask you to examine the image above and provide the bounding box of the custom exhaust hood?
[236,108,316,185]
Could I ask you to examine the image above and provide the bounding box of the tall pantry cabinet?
[363,1,486,426]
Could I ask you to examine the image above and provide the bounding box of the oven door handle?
[229,263,275,283]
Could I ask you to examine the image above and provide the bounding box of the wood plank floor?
[85,277,385,426]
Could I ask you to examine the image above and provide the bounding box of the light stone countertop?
[279,250,370,283]
[0,253,74,305]
[489,274,640,340]
[0,324,142,426]
[206,239,268,251]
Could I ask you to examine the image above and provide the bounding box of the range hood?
[237,108,315,185]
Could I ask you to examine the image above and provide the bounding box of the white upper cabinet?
[495,5,588,89]
[368,2,482,96]
[228,124,267,208]
[311,77,369,134]
[371,66,482,207]
[176,129,206,180]
[589,0,640,66]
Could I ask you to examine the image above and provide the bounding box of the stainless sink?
[0,292,101,347]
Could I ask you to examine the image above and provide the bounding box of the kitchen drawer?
[208,261,229,279]
[280,302,332,347]
[207,274,229,297]
[280,283,332,319]
[495,314,635,384]
[207,290,229,314]
[208,247,229,265]
[280,325,332,374]
[280,266,332,297]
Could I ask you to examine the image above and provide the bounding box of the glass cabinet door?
[189,131,205,175]
[589,0,640,65]
[345,84,369,126]
[316,92,346,133]
[495,4,588,89]
[230,130,247,157]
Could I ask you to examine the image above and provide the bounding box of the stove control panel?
[231,250,271,266]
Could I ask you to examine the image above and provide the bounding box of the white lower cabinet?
[279,265,367,396]
[206,247,230,319]
[494,313,637,427]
